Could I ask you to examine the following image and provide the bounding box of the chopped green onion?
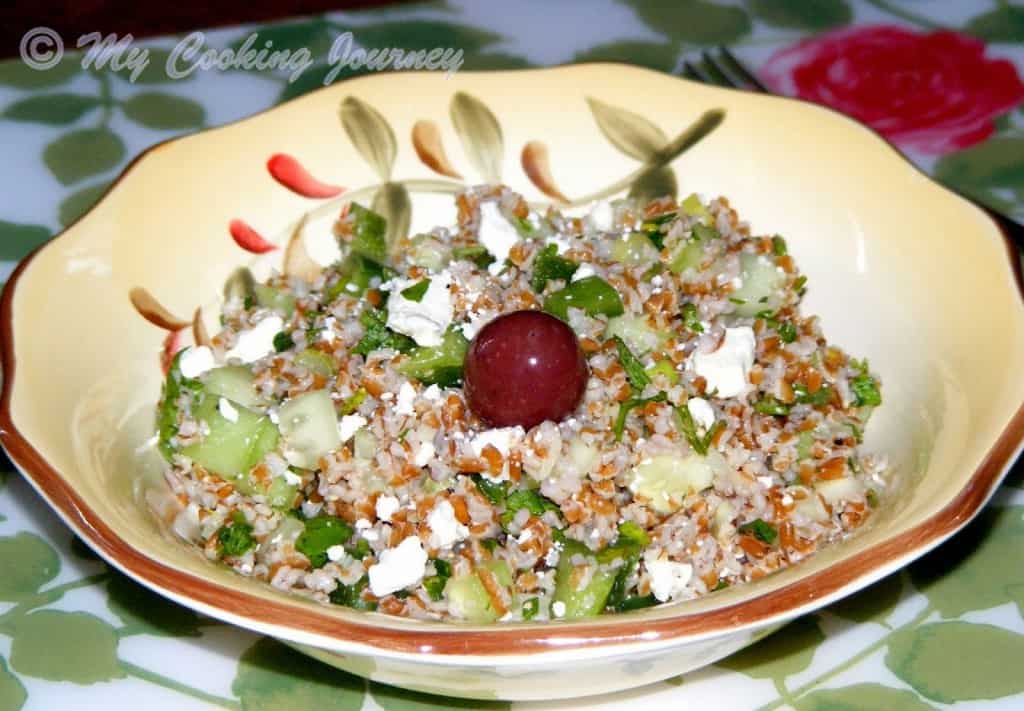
[531,243,578,292]
[754,396,791,416]
[613,392,668,441]
[325,253,394,300]
[217,511,255,557]
[472,474,508,506]
[614,594,659,612]
[400,279,431,303]
[793,275,807,294]
[772,236,788,256]
[866,489,879,508]
[481,538,499,552]
[544,276,624,321]
[645,359,679,386]
[613,336,651,392]
[674,404,723,456]
[348,538,371,560]
[737,518,778,545]
[423,558,452,601]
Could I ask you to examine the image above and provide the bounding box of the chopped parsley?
[793,383,834,407]
[613,391,668,441]
[777,321,798,343]
[738,518,778,545]
[674,403,724,456]
[272,331,294,353]
[329,575,376,610]
[400,279,431,303]
[521,597,540,620]
[544,276,624,321]
[793,275,808,295]
[217,512,255,558]
[530,243,578,292]
[423,558,452,601]
[295,516,354,568]
[851,366,882,407]
[681,302,704,333]
[348,538,371,560]
[613,336,651,392]
[772,235,788,255]
[616,521,651,547]
[500,490,562,529]
[352,307,416,356]
[472,474,508,506]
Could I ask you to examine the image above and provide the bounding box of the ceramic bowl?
[2,64,1023,701]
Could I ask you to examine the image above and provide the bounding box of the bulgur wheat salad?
[152,186,886,622]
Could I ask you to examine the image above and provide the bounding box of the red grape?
[464,310,588,429]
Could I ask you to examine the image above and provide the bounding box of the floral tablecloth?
[2,1,1023,709]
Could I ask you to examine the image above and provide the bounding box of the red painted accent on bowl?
[267,153,345,198]
[229,218,277,254]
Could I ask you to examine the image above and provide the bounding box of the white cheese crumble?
[178,345,215,378]
[478,202,521,273]
[645,554,694,602]
[226,315,284,363]
[376,495,400,522]
[384,271,453,347]
[551,600,567,618]
[217,397,239,423]
[368,536,427,597]
[338,414,367,442]
[319,316,337,343]
[427,500,469,549]
[414,441,435,467]
[686,397,715,431]
[355,518,372,530]
[589,200,614,232]
[422,384,442,401]
[395,381,417,415]
[757,475,774,488]
[470,426,525,458]
[283,470,302,486]
[689,326,756,398]
[460,309,496,340]
[572,264,597,282]
[326,544,346,563]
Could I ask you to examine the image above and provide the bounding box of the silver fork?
[680,46,1024,252]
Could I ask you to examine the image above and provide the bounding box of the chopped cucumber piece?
[815,476,863,505]
[480,559,513,587]
[552,540,618,618]
[629,453,715,514]
[398,327,469,387]
[264,476,298,509]
[277,390,341,469]
[325,253,394,301]
[182,395,279,481]
[255,284,296,317]
[408,234,449,271]
[294,348,336,377]
[793,492,830,522]
[445,573,499,623]
[531,243,578,292]
[730,253,786,317]
[680,193,709,220]
[611,233,659,266]
[348,203,388,263]
[606,314,663,356]
[295,515,354,568]
[353,428,377,460]
[544,276,624,322]
[796,430,815,461]
[204,366,264,408]
[667,237,706,275]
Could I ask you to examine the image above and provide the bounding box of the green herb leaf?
[472,475,508,506]
[531,243,578,292]
[452,244,495,269]
[614,391,668,441]
[674,404,722,455]
[352,307,417,356]
[544,275,624,321]
[398,327,469,387]
[793,275,807,294]
[851,372,882,407]
[616,521,651,547]
[522,597,540,620]
[615,594,659,612]
[681,302,704,333]
[778,321,797,343]
[613,335,651,392]
[771,235,788,255]
[400,279,431,303]
[273,331,295,353]
[347,203,389,263]
[348,538,371,560]
[738,518,778,545]
[645,359,679,385]
[218,512,255,557]
[500,490,562,528]
[754,396,791,416]
[329,575,376,610]
[794,383,833,407]
[423,558,453,601]
[295,516,354,568]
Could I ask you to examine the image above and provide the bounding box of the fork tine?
[717,46,769,93]
[682,60,709,84]
[700,51,737,88]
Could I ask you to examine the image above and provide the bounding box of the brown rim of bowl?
[1,65,1023,658]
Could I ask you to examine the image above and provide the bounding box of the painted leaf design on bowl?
[450,91,504,183]
[339,96,398,182]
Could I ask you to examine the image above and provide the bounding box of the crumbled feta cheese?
[178,345,215,378]
[427,500,469,549]
[395,381,417,415]
[470,426,525,458]
[651,275,664,287]
[368,536,427,597]
[301,500,322,518]
[517,529,533,544]
[477,202,521,271]
[551,600,567,618]
[689,326,756,398]
[422,384,442,401]
[217,397,239,423]
[384,271,453,347]
[326,544,346,563]
[320,316,337,343]
[283,470,302,486]
[757,475,774,488]
[645,554,694,602]
[355,518,372,530]
[460,309,496,340]
[338,414,367,442]
[267,408,279,424]
[589,200,614,232]
[572,264,597,282]
[781,494,794,506]
[380,392,394,401]
[376,495,400,522]
[729,276,743,289]
[225,315,284,363]
[414,441,435,467]
[686,397,715,431]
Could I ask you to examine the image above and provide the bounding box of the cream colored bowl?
[2,64,1023,701]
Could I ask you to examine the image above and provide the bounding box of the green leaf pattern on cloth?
[1,1,1024,707]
